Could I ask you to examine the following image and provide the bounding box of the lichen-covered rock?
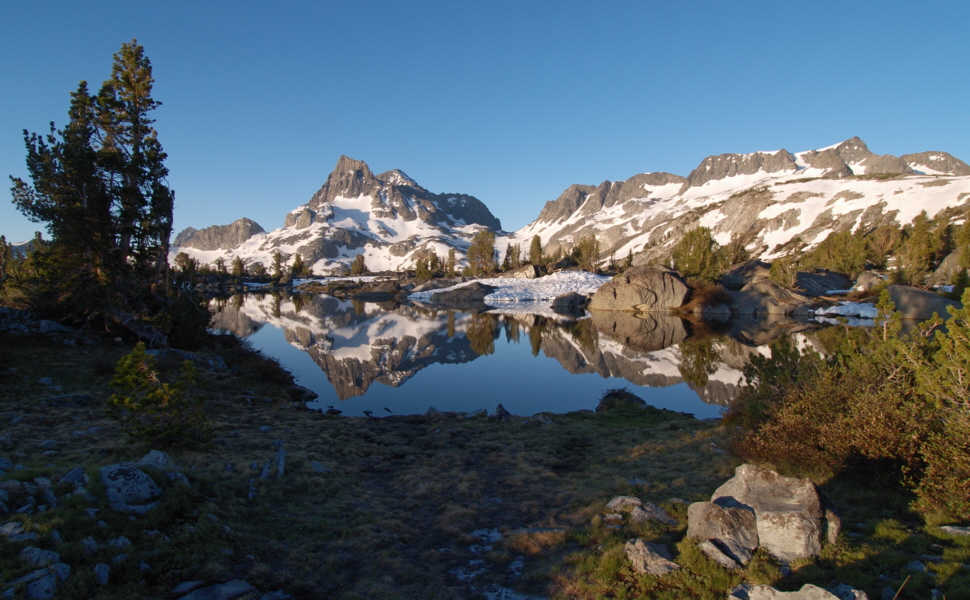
[98,464,163,514]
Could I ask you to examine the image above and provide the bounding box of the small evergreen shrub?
[108,342,212,447]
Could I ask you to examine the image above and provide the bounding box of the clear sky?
[2,1,969,244]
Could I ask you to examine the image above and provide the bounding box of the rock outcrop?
[172,218,265,251]
[688,464,839,563]
[588,266,690,312]
[682,150,798,191]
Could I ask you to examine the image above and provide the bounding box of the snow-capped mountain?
[174,138,970,272]
[504,137,970,265]
[172,155,502,273]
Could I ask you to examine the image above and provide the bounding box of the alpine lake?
[205,286,848,420]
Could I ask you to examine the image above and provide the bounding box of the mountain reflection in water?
[208,292,826,419]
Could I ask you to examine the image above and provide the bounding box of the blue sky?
[3,1,969,244]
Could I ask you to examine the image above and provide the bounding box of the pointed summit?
[308,156,382,209]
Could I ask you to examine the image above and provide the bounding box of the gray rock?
[489,403,512,421]
[605,496,642,511]
[699,539,742,569]
[167,472,191,486]
[50,563,70,582]
[854,271,884,292]
[258,592,292,600]
[683,150,798,190]
[687,501,759,551]
[24,574,58,600]
[796,270,853,297]
[98,463,163,514]
[721,260,772,290]
[588,266,690,312]
[178,579,256,600]
[82,536,98,554]
[711,464,824,562]
[902,151,970,176]
[431,282,496,310]
[37,377,54,386]
[508,264,542,279]
[906,560,927,572]
[60,466,89,488]
[940,525,970,537]
[172,581,206,594]
[623,539,680,576]
[309,461,330,474]
[286,384,318,402]
[93,563,109,585]
[38,320,74,333]
[885,285,961,320]
[552,292,588,308]
[630,503,678,526]
[829,583,869,600]
[1,521,25,536]
[730,583,863,599]
[13,568,48,584]
[138,449,176,470]
[109,535,132,547]
[731,278,812,316]
[19,546,60,566]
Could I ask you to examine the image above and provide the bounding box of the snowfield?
[408,271,611,304]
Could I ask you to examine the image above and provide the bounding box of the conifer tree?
[467,231,496,275]
[529,235,543,266]
[671,226,727,281]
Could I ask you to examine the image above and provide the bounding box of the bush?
[671,227,727,281]
[108,343,212,447]
[726,291,970,520]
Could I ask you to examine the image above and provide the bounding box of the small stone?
[179,580,254,600]
[38,377,54,386]
[206,513,220,523]
[167,472,190,486]
[50,530,62,543]
[624,539,680,576]
[940,525,970,537]
[630,502,678,526]
[109,535,132,547]
[0,521,25,536]
[309,461,330,474]
[139,560,150,571]
[223,462,234,473]
[93,563,110,585]
[111,553,128,564]
[907,560,927,572]
[259,425,272,432]
[171,581,206,594]
[82,536,98,554]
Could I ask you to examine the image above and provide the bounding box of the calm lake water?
[208,292,826,420]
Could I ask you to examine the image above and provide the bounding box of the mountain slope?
[505,137,970,265]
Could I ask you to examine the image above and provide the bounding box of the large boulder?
[588,266,690,312]
[730,278,812,316]
[687,502,759,552]
[721,260,771,290]
[854,271,884,292]
[687,464,837,561]
[430,282,496,310]
[885,284,961,320]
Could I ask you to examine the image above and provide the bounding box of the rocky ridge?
[508,136,970,267]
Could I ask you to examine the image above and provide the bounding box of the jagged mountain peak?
[683,149,797,190]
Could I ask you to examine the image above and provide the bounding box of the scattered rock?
[605,496,642,511]
[60,466,90,488]
[24,574,58,600]
[730,278,812,316]
[630,503,678,526]
[430,282,496,310]
[940,525,970,537]
[488,404,512,421]
[309,461,330,474]
[699,539,742,569]
[98,463,163,514]
[138,449,176,470]
[178,579,256,600]
[286,385,318,402]
[93,563,110,585]
[623,539,680,576]
[508,264,543,279]
[729,583,869,599]
[19,546,60,566]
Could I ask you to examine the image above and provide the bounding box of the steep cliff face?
[172,218,265,251]
[507,137,970,266]
[172,156,502,273]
